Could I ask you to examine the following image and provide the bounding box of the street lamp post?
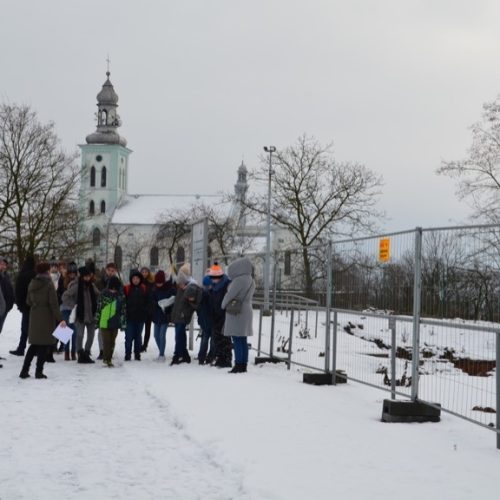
[263,145,276,315]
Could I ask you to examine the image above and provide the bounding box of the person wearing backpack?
[123,269,151,361]
[95,276,126,367]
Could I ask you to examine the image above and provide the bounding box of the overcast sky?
[2,0,500,232]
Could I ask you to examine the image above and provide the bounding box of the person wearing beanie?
[221,257,255,374]
[170,262,202,365]
[95,275,126,367]
[19,262,66,379]
[96,263,123,359]
[59,262,78,361]
[140,266,155,353]
[207,263,232,368]
[61,266,100,364]
[9,255,36,357]
[123,269,151,361]
[151,270,176,361]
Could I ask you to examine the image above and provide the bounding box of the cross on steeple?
[106,54,111,76]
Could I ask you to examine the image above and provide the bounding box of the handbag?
[225,282,253,316]
[69,305,77,324]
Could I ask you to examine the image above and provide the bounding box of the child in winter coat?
[95,276,126,367]
[151,270,176,361]
[123,269,151,361]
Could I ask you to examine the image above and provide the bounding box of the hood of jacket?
[227,257,252,280]
[31,274,52,292]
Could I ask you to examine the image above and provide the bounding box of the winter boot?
[64,351,70,361]
[170,355,180,365]
[10,349,24,356]
[229,364,243,374]
[77,349,85,363]
[35,371,48,379]
[134,352,141,361]
[71,352,77,360]
[124,353,131,361]
[19,369,30,379]
[97,350,103,360]
[84,350,95,364]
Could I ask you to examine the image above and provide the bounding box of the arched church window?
[101,167,107,187]
[90,167,96,187]
[176,246,185,267]
[150,246,159,267]
[100,109,107,126]
[100,200,106,214]
[92,228,101,247]
[89,200,95,216]
[114,246,123,271]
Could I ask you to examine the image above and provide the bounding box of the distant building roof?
[111,193,225,225]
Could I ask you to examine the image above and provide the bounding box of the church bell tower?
[79,69,132,267]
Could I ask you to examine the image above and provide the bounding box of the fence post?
[324,241,333,373]
[331,311,338,384]
[288,309,294,370]
[269,251,279,358]
[411,227,423,401]
[497,331,500,449]
[257,305,263,357]
[389,317,396,400]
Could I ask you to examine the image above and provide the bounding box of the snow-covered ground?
[0,309,499,500]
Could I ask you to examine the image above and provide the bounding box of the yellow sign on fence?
[379,238,391,262]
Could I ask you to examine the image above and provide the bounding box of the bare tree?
[244,134,383,294]
[0,104,81,266]
[438,96,500,223]
[155,209,193,268]
[191,201,255,264]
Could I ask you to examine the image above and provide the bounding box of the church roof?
[111,194,226,225]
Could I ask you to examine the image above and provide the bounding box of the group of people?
[0,254,255,379]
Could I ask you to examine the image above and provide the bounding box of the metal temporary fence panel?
[414,225,500,428]
[330,230,417,395]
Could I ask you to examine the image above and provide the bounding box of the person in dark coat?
[62,266,99,364]
[196,274,214,365]
[140,266,155,352]
[207,263,232,368]
[19,262,66,379]
[221,256,255,373]
[170,263,202,365]
[151,270,176,361]
[10,255,36,356]
[123,269,151,361]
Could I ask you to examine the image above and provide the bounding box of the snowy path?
[0,359,247,500]
[1,309,500,500]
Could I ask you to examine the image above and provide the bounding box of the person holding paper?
[151,269,176,361]
[19,262,66,379]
